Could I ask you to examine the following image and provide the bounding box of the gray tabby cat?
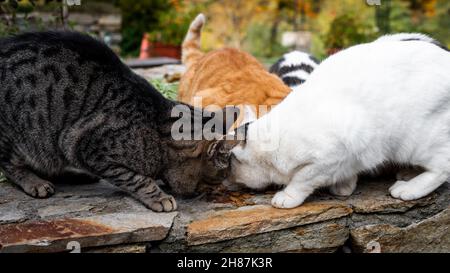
[0,31,236,212]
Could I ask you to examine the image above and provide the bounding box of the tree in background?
[373,0,449,47]
[314,0,448,58]
[433,0,450,48]
[147,0,207,47]
[205,0,268,48]
[114,0,448,59]
[2,0,448,59]
[118,0,207,57]
[267,0,322,54]
[203,0,322,60]
[325,12,375,54]
[312,0,377,58]
[375,0,438,35]
[375,0,392,34]
[118,0,171,57]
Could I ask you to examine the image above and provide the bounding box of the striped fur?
[0,31,234,212]
[270,51,319,90]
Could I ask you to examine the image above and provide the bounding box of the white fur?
[284,70,312,83]
[374,33,437,44]
[230,34,450,208]
[277,51,319,91]
[242,105,258,124]
[280,51,318,69]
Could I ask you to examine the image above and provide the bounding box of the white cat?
[229,33,450,209]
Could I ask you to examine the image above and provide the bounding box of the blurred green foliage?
[149,78,179,100]
[324,13,376,53]
[0,0,68,36]
[117,0,171,57]
[1,0,448,60]
[245,22,288,59]
[118,0,206,57]
[147,1,205,46]
[311,0,449,59]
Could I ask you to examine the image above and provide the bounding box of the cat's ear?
[206,136,241,161]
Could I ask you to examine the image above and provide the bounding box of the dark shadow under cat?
[0,31,237,212]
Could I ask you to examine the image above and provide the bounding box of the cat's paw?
[329,177,357,197]
[23,180,55,198]
[389,180,422,201]
[271,190,304,209]
[143,194,178,212]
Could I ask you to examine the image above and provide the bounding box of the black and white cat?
[270,51,319,90]
[230,33,450,209]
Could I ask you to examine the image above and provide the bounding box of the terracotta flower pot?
[149,42,182,59]
[139,34,182,60]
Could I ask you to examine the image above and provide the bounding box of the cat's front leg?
[100,166,177,212]
[271,165,325,209]
[1,163,55,198]
[389,170,447,201]
[272,188,310,209]
[132,179,178,212]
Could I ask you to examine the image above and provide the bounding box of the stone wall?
[0,176,448,253]
[154,179,449,253]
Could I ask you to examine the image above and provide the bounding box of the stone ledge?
[0,177,448,253]
[156,179,449,253]
[350,206,450,253]
[0,211,176,253]
[177,218,349,253]
[186,202,352,246]
[0,180,176,253]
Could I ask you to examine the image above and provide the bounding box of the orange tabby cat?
[178,14,291,127]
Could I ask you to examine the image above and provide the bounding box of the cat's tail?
[182,13,205,69]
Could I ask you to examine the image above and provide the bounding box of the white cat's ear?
[241,105,258,124]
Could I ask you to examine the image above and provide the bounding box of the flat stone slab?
[350,206,450,253]
[181,218,349,253]
[0,180,176,253]
[0,202,27,224]
[187,201,352,245]
[0,212,175,253]
[126,58,180,69]
[133,64,185,81]
[346,181,437,213]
